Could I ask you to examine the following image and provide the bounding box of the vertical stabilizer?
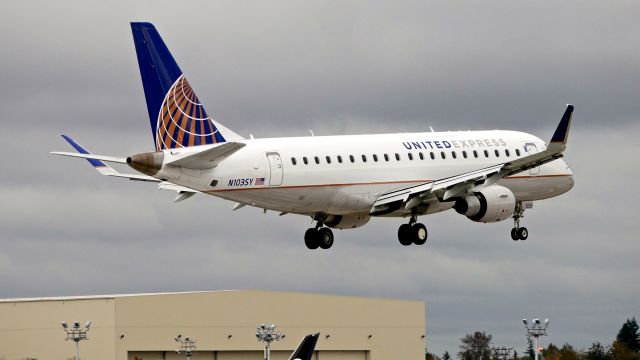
[131,22,240,150]
[288,333,320,360]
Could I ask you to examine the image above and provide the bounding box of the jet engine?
[453,185,516,223]
[324,214,371,229]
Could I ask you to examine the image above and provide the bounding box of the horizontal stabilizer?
[53,135,158,181]
[51,151,128,164]
[166,142,246,169]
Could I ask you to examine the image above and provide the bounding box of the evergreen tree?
[513,350,519,360]
[527,337,535,360]
[617,318,640,352]
[443,351,452,360]
[458,331,493,360]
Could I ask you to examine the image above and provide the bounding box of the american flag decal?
[255,177,265,185]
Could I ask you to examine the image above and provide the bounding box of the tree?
[543,343,561,360]
[458,331,493,360]
[527,337,535,360]
[513,350,518,360]
[443,351,452,360]
[617,318,640,353]
[610,340,639,360]
[426,347,441,360]
[559,343,580,360]
[585,342,612,360]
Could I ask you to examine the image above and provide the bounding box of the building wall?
[0,298,116,360]
[0,291,425,360]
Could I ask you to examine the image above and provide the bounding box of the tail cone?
[127,151,164,176]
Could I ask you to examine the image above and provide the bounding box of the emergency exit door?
[267,152,283,186]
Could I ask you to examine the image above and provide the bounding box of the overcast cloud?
[1,0,639,355]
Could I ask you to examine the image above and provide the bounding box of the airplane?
[52,22,575,250]
[289,333,320,360]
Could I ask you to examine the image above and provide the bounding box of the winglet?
[550,104,573,144]
[288,333,320,360]
[60,134,108,168]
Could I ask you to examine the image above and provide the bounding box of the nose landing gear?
[398,209,428,246]
[511,201,529,241]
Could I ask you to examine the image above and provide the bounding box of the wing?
[370,105,574,215]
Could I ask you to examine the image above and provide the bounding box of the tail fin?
[131,22,239,150]
[288,333,319,360]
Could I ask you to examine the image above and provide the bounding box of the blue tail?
[131,22,226,150]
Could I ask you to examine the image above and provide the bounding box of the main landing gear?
[398,209,428,246]
[511,201,529,241]
[305,214,334,250]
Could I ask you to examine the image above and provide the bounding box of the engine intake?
[453,185,516,223]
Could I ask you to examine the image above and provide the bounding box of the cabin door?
[267,152,283,186]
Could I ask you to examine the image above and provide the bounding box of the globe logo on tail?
[155,75,226,150]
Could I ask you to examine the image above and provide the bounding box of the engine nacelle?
[325,214,371,229]
[453,185,516,223]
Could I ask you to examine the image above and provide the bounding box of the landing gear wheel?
[412,223,428,245]
[318,228,334,249]
[517,227,528,240]
[304,228,319,250]
[511,228,519,241]
[398,224,413,246]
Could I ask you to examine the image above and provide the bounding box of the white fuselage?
[154,130,574,217]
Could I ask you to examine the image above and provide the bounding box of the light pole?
[175,335,197,360]
[523,318,549,360]
[61,321,91,360]
[256,323,285,360]
[493,347,513,360]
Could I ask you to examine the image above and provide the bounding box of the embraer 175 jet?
[53,23,575,250]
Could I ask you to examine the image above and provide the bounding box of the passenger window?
[462,151,467,159]
[362,154,367,162]
[484,150,489,158]
[473,150,478,158]
[452,151,457,159]
[349,155,355,163]
[337,155,343,163]
[303,157,308,165]
[384,154,390,161]
[326,156,331,164]
[441,151,446,159]
[291,157,297,165]
[419,152,424,160]
[515,148,521,156]
[314,156,320,164]
[395,153,401,161]
[430,152,435,160]
[408,153,414,160]
[373,154,378,162]
[494,149,500,157]
[505,149,510,157]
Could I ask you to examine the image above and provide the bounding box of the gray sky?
[1,0,639,355]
